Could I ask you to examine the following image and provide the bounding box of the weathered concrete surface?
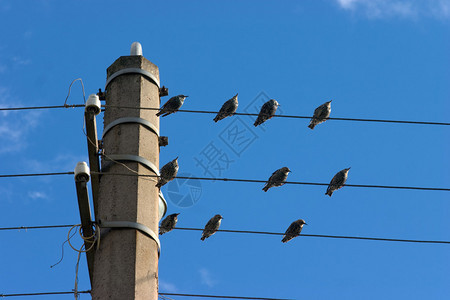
[92,55,160,300]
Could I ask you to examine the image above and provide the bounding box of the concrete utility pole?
[92,43,161,300]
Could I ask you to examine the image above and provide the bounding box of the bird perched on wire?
[156,157,179,188]
[282,219,307,243]
[308,100,332,129]
[201,214,223,241]
[159,213,180,235]
[325,167,351,197]
[213,93,239,122]
[156,95,188,117]
[262,167,291,192]
[254,99,280,127]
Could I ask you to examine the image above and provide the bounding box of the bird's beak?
[176,213,180,215]
[347,167,351,170]
[304,223,308,225]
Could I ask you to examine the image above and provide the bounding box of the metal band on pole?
[102,117,159,139]
[99,220,161,255]
[105,68,160,89]
[104,154,160,176]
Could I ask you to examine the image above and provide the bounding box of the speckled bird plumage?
[262,167,291,192]
[214,93,239,122]
[308,100,332,129]
[156,95,188,117]
[159,213,180,235]
[201,214,223,241]
[254,99,279,127]
[325,167,351,197]
[282,219,307,243]
[156,157,179,188]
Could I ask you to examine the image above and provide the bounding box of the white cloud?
[24,153,89,174]
[335,0,450,19]
[159,280,178,293]
[0,87,42,153]
[12,56,31,66]
[28,191,48,200]
[199,268,217,288]
[337,0,359,9]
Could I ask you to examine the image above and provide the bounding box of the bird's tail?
[281,236,290,243]
[254,120,260,127]
[200,235,206,241]
[155,180,163,188]
[262,185,269,192]
[213,115,220,122]
[308,122,315,130]
[156,110,163,117]
[159,230,166,235]
[325,189,333,197]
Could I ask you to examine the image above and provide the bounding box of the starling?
[201,214,223,241]
[156,95,188,117]
[254,99,280,127]
[156,157,179,188]
[213,93,239,122]
[308,100,332,130]
[282,219,307,243]
[325,167,351,197]
[159,213,180,235]
[262,167,291,192]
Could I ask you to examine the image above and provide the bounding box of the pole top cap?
[130,42,143,56]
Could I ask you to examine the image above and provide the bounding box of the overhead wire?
[0,104,85,111]
[159,292,294,300]
[0,291,91,297]
[104,105,450,126]
[0,171,448,192]
[93,172,450,192]
[0,103,448,126]
[1,224,449,245]
[171,227,450,244]
[0,291,291,299]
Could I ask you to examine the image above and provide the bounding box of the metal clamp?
[102,117,159,139]
[105,68,160,89]
[99,220,161,255]
[159,191,167,220]
[104,154,160,176]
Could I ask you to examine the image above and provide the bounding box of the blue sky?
[0,0,449,299]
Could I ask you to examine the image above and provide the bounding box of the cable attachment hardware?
[159,85,169,97]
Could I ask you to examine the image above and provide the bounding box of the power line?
[0,291,290,300]
[159,292,293,300]
[0,225,74,231]
[172,227,450,245]
[1,224,449,245]
[0,103,448,126]
[0,171,448,192]
[0,104,85,111]
[94,172,450,192]
[0,290,90,297]
[0,172,74,178]
[104,105,450,126]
